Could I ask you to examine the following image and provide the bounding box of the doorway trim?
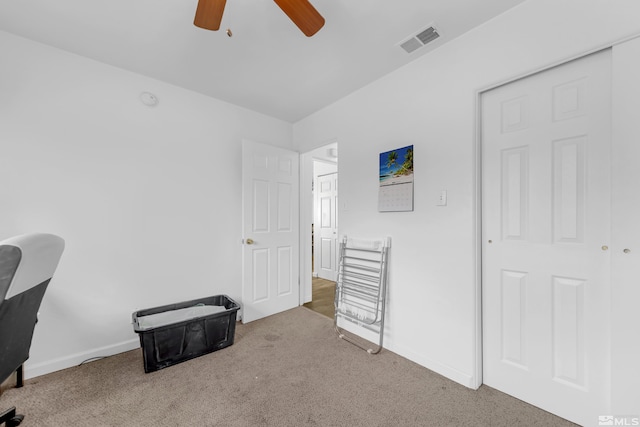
[299,140,338,305]
[472,34,640,390]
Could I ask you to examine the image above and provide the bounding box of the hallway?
[303,277,335,319]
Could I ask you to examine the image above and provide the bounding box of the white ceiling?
[0,0,526,123]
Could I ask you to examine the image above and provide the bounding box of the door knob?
[245,238,254,245]
[624,248,631,254]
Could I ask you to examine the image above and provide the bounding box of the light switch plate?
[437,190,447,206]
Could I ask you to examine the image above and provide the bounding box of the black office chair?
[0,233,65,427]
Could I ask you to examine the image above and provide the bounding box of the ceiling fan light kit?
[194,0,324,37]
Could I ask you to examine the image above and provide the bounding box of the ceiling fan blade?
[194,0,226,31]
[273,0,325,37]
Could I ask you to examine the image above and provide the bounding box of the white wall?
[0,31,293,378]
[293,0,640,389]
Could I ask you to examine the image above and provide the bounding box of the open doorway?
[300,142,338,319]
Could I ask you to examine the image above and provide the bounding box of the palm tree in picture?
[386,151,398,169]
[403,147,413,171]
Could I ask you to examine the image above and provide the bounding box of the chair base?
[0,366,25,426]
[15,366,22,389]
[0,407,23,427]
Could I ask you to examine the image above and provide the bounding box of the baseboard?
[334,314,478,388]
[24,339,140,379]
[389,341,476,389]
[335,320,476,388]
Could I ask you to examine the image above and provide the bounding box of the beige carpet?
[0,307,575,426]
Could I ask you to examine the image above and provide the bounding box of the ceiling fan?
[194,0,325,37]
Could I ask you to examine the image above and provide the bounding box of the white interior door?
[482,50,612,426]
[242,140,299,323]
[315,172,338,281]
[611,37,640,416]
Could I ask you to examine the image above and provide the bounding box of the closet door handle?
[245,238,254,245]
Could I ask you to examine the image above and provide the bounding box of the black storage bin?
[132,295,240,373]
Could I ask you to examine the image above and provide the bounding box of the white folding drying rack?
[334,235,390,354]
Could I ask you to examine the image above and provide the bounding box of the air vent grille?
[399,25,440,54]
[400,38,422,54]
[416,27,439,45]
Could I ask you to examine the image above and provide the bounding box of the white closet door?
[482,49,612,426]
[611,37,640,417]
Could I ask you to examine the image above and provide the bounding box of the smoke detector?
[140,92,159,107]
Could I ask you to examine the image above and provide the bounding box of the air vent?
[399,25,440,54]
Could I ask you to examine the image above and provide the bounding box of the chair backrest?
[0,233,65,383]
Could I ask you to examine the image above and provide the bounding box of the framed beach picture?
[378,145,414,212]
